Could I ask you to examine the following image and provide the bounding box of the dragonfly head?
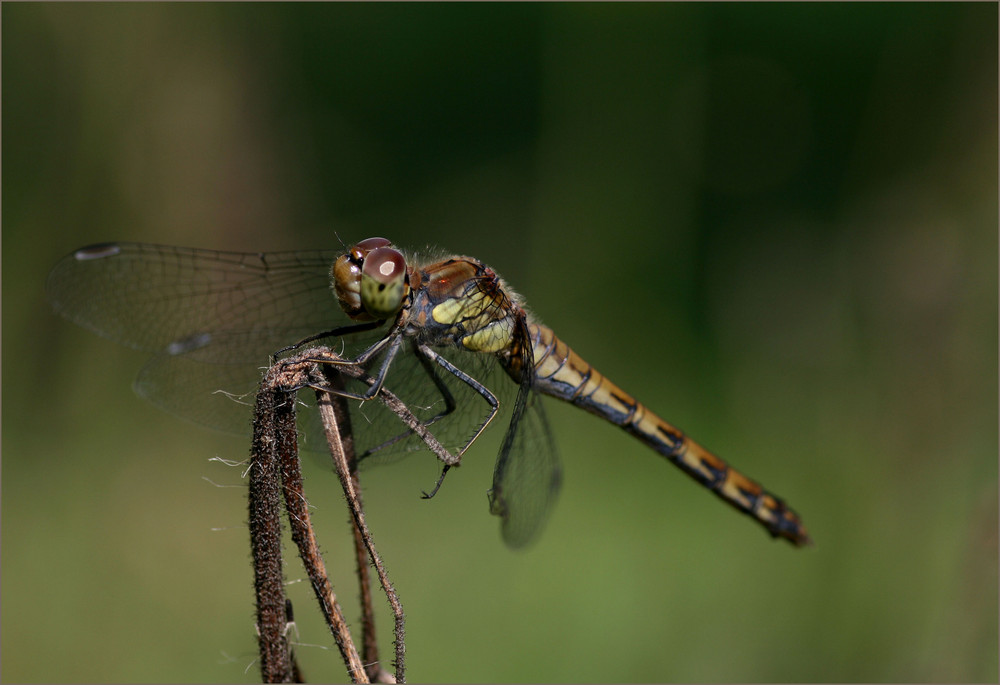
[333,237,410,321]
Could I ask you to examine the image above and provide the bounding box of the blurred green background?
[3,3,997,683]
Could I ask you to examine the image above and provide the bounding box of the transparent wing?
[47,242,391,437]
[46,242,378,361]
[132,336,508,458]
[134,334,294,439]
[488,321,562,549]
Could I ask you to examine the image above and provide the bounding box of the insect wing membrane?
[46,243,348,358]
[489,330,562,548]
[47,242,384,435]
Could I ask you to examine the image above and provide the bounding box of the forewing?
[48,242,395,436]
[46,242,369,361]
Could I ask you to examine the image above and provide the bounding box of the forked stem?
[251,346,465,683]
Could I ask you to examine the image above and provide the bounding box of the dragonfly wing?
[46,242,356,359]
[133,326,322,436]
[488,362,562,549]
[49,242,393,438]
[136,351,265,437]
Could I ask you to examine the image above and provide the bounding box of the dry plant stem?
[350,468,387,684]
[264,356,369,683]
[316,390,407,684]
[257,346,460,684]
[248,381,300,682]
[325,387,388,684]
[279,408,369,683]
[252,356,371,683]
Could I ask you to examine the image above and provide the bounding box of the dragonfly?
[47,237,810,548]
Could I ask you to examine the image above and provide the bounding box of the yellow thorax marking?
[432,293,485,325]
[432,293,513,353]
[464,320,513,352]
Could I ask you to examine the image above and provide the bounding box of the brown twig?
[279,404,369,683]
[315,391,406,683]
[303,346,466,683]
[252,356,367,683]
[252,347,465,683]
[248,372,300,682]
[324,378,390,683]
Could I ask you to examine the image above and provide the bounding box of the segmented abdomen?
[527,323,810,547]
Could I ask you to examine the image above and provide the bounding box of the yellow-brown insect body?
[338,239,809,547]
[525,322,811,546]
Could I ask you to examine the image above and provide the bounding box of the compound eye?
[352,237,392,262]
[360,247,408,318]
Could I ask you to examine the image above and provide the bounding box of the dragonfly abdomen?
[527,323,810,547]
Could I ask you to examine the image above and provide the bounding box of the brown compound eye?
[360,246,408,319]
[333,237,398,321]
[350,237,392,264]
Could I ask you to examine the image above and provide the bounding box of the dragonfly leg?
[353,347,460,459]
[294,348,463,467]
[416,343,499,458]
[304,333,404,402]
[420,464,451,499]
[413,350,458,426]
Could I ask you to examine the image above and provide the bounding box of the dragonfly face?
[332,236,410,322]
[47,237,809,548]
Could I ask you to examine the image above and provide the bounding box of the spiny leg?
[416,344,499,457]
[414,344,501,497]
[355,346,460,460]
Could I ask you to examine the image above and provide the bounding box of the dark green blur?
[3,3,996,682]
